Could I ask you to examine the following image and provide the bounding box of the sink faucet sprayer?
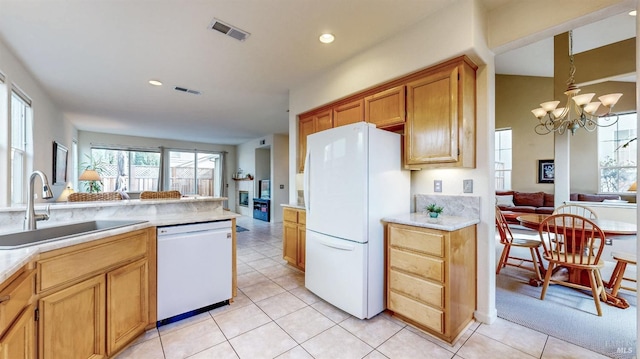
[24,170,54,230]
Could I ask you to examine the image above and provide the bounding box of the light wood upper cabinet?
[333,99,364,127]
[364,86,405,128]
[298,115,315,173]
[298,110,333,172]
[405,57,476,169]
[315,109,333,132]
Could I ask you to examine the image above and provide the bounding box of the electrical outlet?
[434,180,442,193]
[279,184,284,189]
[463,179,473,193]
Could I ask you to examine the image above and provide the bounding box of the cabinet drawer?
[298,210,306,225]
[389,291,443,333]
[389,225,444,257]
[37,230,148,293]
[389,270,443,307]
[283,208,298,223]
[389,248,444,282]
[0,270,34,337]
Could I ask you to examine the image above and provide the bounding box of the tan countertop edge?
[281,203,305,210]
[0,210,240,283]
[382,213,479,232]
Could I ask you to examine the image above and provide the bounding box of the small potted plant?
[425,203,444,218]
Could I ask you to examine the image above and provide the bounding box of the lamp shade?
[628,181,637,192]
[56,182,75,202]
[79,169,101,181]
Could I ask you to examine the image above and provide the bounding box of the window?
[10,89,32,204]
[89,148,161,192]
[168,150,222,196]
[598,113,637,193]
[495,129,512,190]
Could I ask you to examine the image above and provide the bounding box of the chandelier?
[530,31,622,135]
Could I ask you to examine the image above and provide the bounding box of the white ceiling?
[495,11,636,80]
[0,1,635,145]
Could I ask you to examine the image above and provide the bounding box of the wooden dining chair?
[140,190,182,200]
[538,213,608,316]
[495,206,545,281]
[553,204,598,219]
[607,251,637,297]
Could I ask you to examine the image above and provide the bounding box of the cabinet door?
[333,99,364,127]
[405,65,459,166]
[106,259,148,356]
[39,275,106,359]
[297,225,306,270]
[0,305,35,359]
[298,115,315,172]
[365,86,405,128]
[315,109,333,132]
[283,221,299,266]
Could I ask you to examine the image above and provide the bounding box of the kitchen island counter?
[382,212,479,231]
[0,196,238,282]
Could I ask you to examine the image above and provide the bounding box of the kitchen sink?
[0,220,148,249]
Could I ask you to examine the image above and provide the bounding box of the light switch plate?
[463,179,473,193]
[279,184,284,189]
[434,180,442,193]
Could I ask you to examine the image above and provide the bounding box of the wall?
[495,75,554,192]
[289,0,497,323]
[77,131,237,209]
[287,0,635,326]
[0,37,77,205]
[237,134,289,222]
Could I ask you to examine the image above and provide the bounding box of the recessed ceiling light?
[319,33,335,44]
[629,10,637,16]
[149,80,163,86]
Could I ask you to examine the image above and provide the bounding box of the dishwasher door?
[157,221,232,322]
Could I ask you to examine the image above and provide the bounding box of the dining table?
[517,213,637,309]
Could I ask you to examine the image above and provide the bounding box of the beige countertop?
[281,203,305,210]
[0,198,238,283]
[382,213,479,231]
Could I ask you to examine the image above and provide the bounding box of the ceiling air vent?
[208,18,250,42]
[174,86,202,95]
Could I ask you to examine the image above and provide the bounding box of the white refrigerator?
[303,122,409,319]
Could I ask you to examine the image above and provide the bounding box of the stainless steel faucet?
[24,170,54,230]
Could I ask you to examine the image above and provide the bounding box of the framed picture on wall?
[538,159,554,184]
[53,141,68,185]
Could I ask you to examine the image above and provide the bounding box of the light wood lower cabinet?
[38,275,106,359]
[283,208,306,271]
[36,227,154,358]
[0,304,36,359]
[385,222,476,344]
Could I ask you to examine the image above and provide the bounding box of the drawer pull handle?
[0,295,10,303]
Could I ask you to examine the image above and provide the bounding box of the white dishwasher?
[157,220,232,325]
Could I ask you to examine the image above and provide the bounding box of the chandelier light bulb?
[583,101,601,115]
[598,93,623,107]
[540,101,560,112]
[530,30,622,135]
[531,108,547,119]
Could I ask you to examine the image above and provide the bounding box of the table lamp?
[56,182,75,202]
[79,169,102,193]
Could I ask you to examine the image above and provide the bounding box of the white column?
[554,132,570,207]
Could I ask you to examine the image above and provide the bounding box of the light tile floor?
[116,216,612,359]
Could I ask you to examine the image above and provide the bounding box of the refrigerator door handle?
[316,236,356,251]
[303,150,311,211]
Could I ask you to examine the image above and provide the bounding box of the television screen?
[259,180,270,199]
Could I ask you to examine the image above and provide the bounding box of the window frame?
[10,87,32,205]
[89,146,162,193]
[495,128,513,191]
[597,112,637,194]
